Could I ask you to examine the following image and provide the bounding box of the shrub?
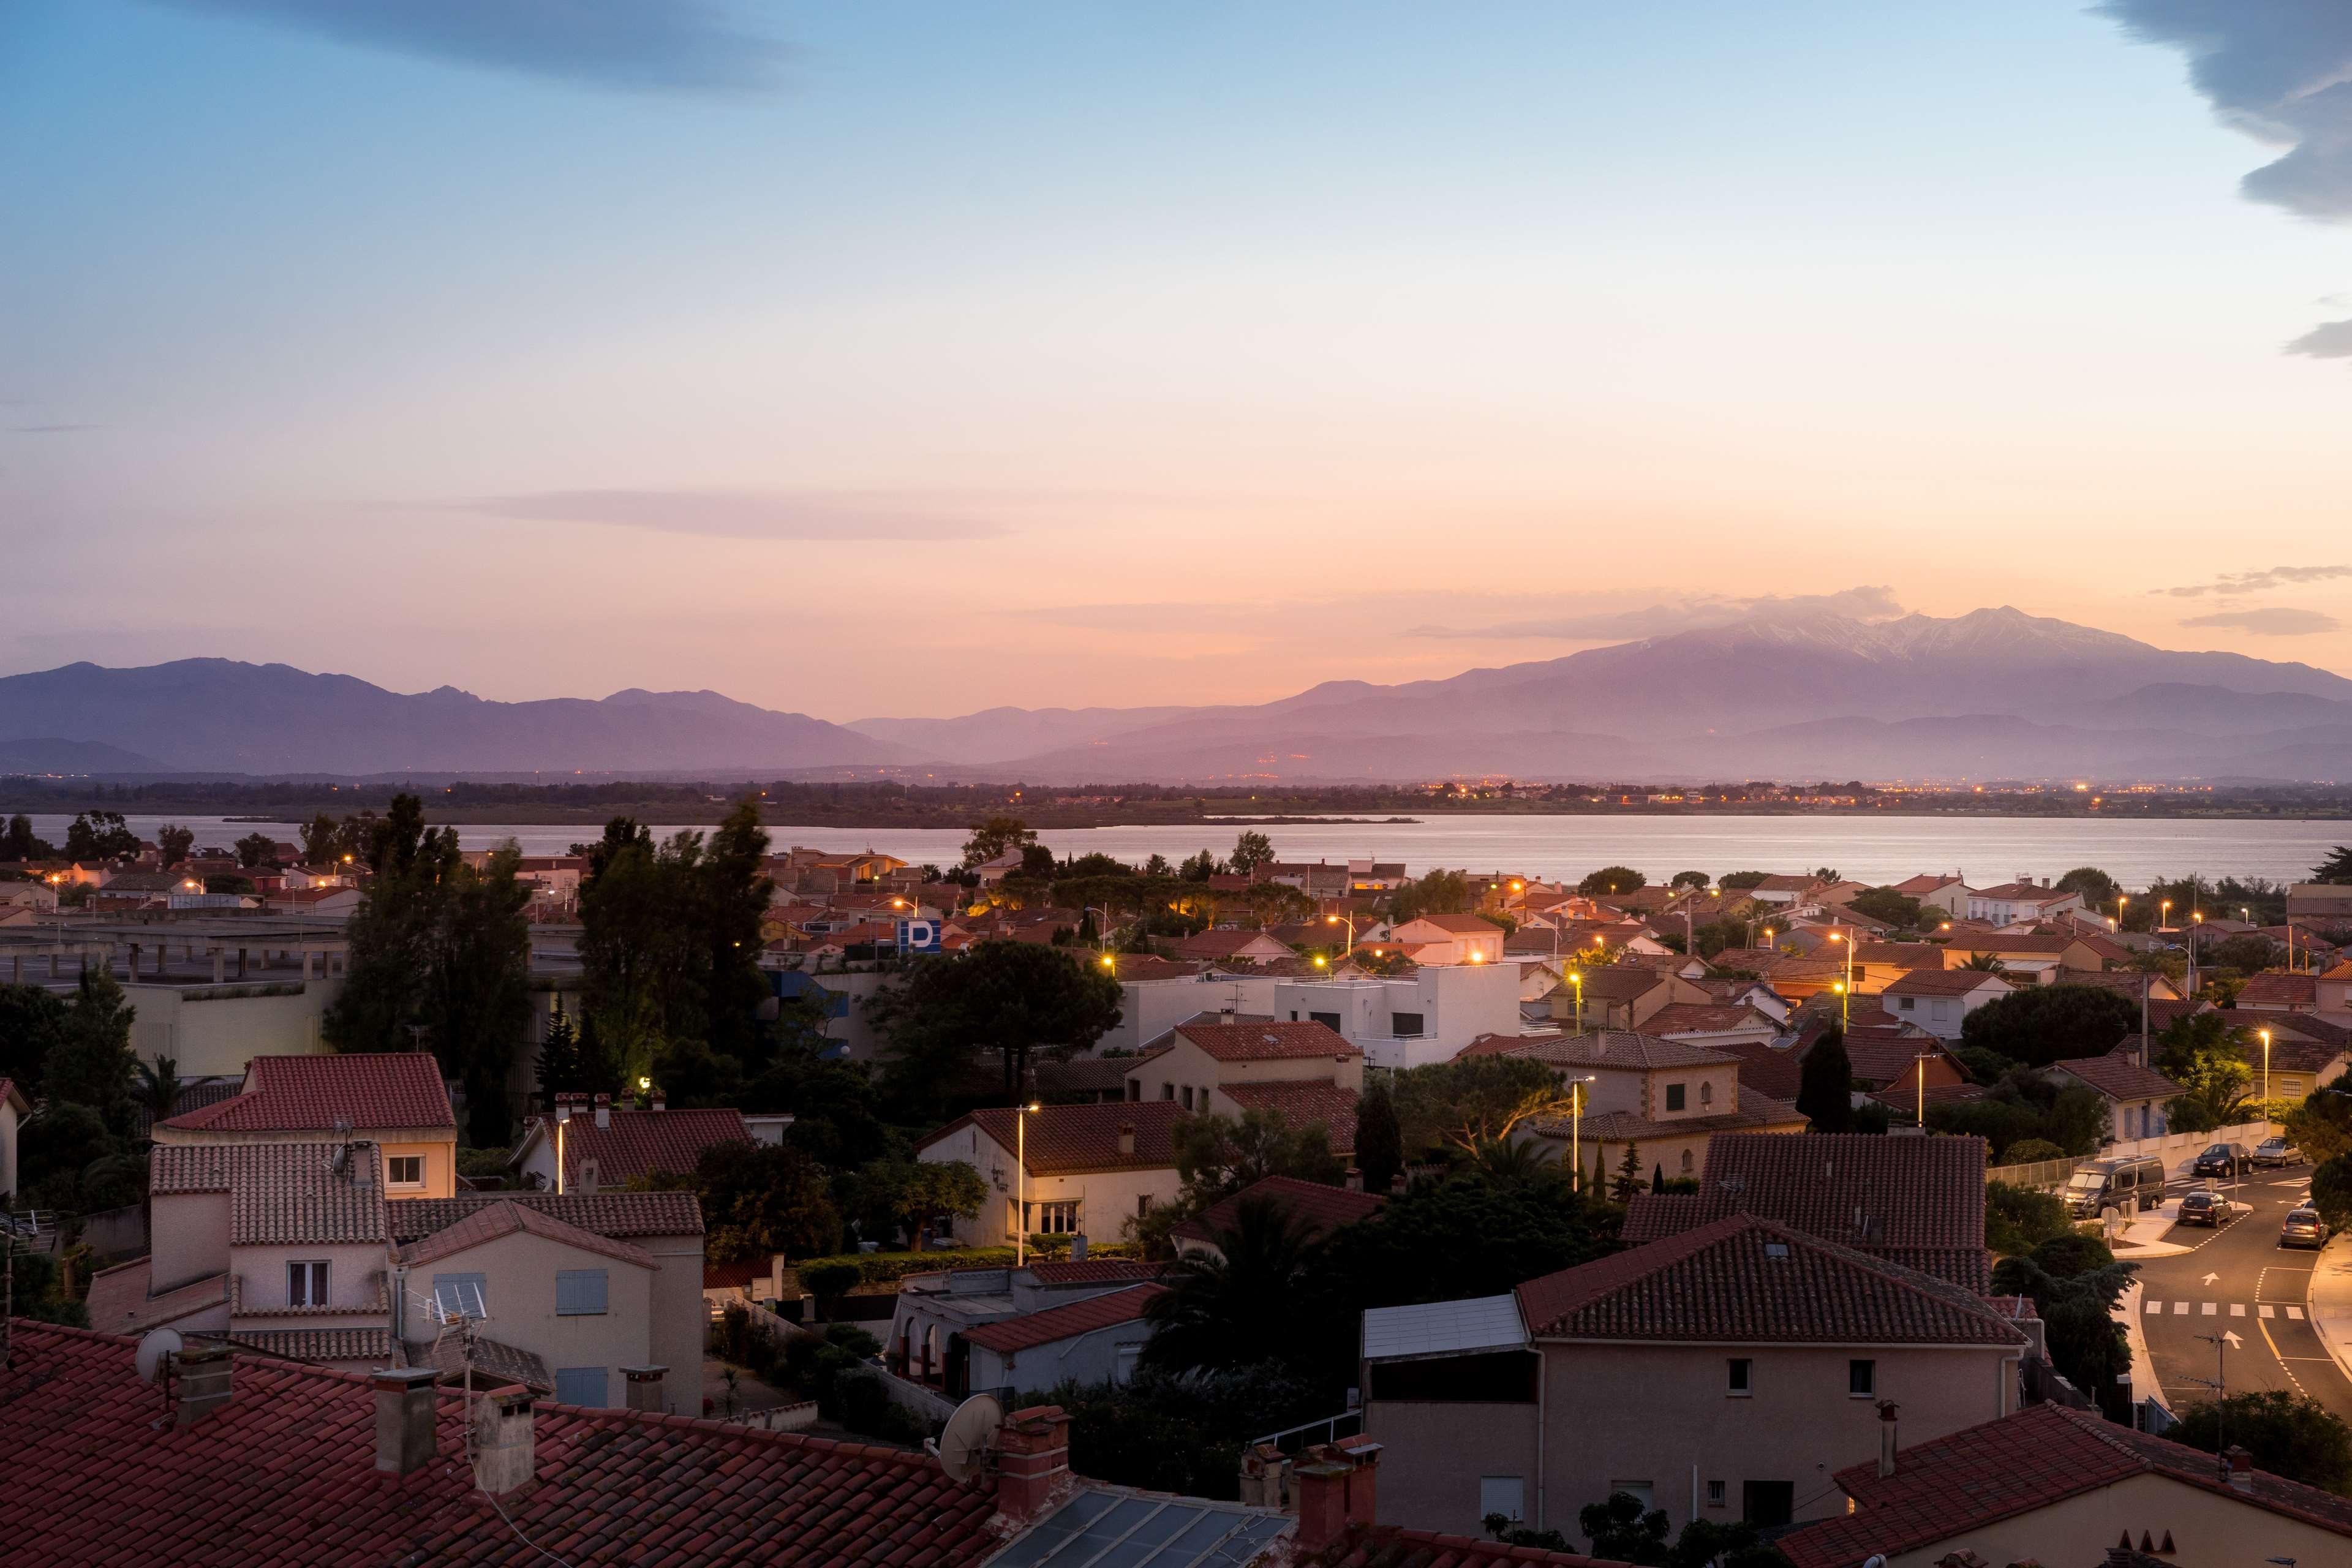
[2312,1154,2352,1233]
[2003,1139,2067,1164]
[2031,1232,2116,1279]
[2170,1392,2352,1495]
[798,1261,864,1300]
[1986,1180,2070,1257]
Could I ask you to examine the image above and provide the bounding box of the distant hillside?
[0,660,911,775]
[0,736,173,774]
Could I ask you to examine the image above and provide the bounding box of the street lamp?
[1016,1099,1042,1267]
[2261,1028,2272,1109]
[1567,968,1585,1034]
[1569,1074,1597,1193]
[2160,898,2171,933]
[1325,913,1355,957]
[1833,979,1849,1028]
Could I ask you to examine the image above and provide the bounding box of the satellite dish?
[929,1392,1004,1485]
[136,1327,183,1384]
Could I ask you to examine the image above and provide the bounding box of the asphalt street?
[2132,1163,2352,1427]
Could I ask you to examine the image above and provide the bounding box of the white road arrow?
[2223,1331,2244,1349]
[2203,1272,2220,1286]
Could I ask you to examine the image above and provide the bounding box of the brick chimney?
[1876,1400,1900,1479]
[1292,1439,1381,1551]
[373,1367,442,1474]
[1117,1121,1135,1157]
[1237,1443,1289,1509]
[554,1094,574,1125]
[593,1093,612,1131]
[473,1385,536,1496]
[2225,1444,2253,1493]
[622,1365,667,1414]
[650,1091,666,1112]
[994,1404,1073,1525]
[175,1343,234,1428]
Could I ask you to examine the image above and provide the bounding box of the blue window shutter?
[555,1366,608,1407]
[432,1273,488,1318]
[556,1269,609,1316]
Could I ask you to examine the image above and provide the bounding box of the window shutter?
[557,1269,609,1316]
[555,1366,608,1408]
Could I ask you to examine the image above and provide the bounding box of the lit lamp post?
[2260,1028,2272,1109]
[1083,905,1114,965]
[1829,930,1854,1019]
[1325,913,1355,957]
[1567,968,1585,1033]
[1569,1073,1597,1194]
[637,1074,652,1109]
[1833,979,1849,1028]
[1016,1099,1041,1267]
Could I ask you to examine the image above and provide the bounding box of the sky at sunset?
[6,1,2351,721]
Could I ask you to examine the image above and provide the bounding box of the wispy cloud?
[448,488,1010,541]
[160,0,786,94]
[2180,606,2343,636]
[2287,320,2352,359]
[1405,585,1907,641]
[2158,564,2352,598]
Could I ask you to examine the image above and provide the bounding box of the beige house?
[1502,1031,1807,1183]
[2047,1050,2184,1143]
[1123,1019,1363,1117]
[919,1101,1193,1246]
[1387,914,1506,967]
[152,1052,459,1199]
[1363,1214,2033,1542]
[1779,1401,2352,1568]
[1549,967,1710,1031]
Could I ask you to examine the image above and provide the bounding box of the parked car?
[2253,1137,2302,1169]
[2192,1142,2250,1179]
[2281,1207,2329,1249]
[2177,1189,2227,1227]
[2063,1155,2169,1218]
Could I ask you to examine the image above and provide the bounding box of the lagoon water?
[24,812,2351,889]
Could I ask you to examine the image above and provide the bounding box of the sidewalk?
[2310,1234,2352,1384]
[2108,1198,2193,1260]
[2114,1278,2161,1404]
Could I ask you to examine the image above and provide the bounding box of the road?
[2131,1163,2352,1425]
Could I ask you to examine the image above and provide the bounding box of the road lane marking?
[2288,1306,2307,1320]
[2256,1316,2307,1395]
[2262,1305,2277,1318]
[2203,1303,2218,1314]
[2232,1304,2247,1316]
[2146,1300,2162,1314]
[2174,1302,2188,1314]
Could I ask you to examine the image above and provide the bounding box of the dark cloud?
[1406,585,1907,641]
[2286,319,2352,358]
[2159,564,2352,597]
[162,0,786,94]
[451,489,1009,541]
[2100,3,2352,220]
[2180,606,2343,636]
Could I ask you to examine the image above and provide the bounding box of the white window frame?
[288,1259,330,1307]
[1726,1357,1752,1396]
[1849,1359,1877,1398]
[386,1154,424,1188]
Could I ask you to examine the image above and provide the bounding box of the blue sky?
[5,1,2350,718]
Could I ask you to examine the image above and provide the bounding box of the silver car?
[2281,1207,2329,1249]
[2253,1137,2302,1169]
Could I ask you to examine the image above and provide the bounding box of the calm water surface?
[28,812,2351,888]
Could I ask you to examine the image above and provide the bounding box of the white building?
[1879,970,2014,1042]
[917,1101,1191,1247]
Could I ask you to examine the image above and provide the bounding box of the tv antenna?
[928,1392,1005,1486]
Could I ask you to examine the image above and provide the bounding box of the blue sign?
[897,918,941,954]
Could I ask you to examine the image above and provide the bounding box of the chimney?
[1877,1401,1900,1479]
[993,1404,1073,1525]
[1069,1233,1088,1262]
[554,1094,573,1125]
[1343,1167,1363,1193]
[1238,1443,1289,1508]
[373,1367,442,1475]
[2225,1444,2253,1493]
[622,1365,667,1414]
[1117,1121,1135,1157]
[593,1093,612,1131]
[650,1092,666,1112]
[175,1343,235,1428]
[1291,1453,1354,1553]
[1334,1435,1382,1526]
[1390,1172,1408,1196]
[579,1157,600,1194]
[473,1385,537,1496]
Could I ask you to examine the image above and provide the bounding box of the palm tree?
[1141,1195,1321,1374]
[1959,952,2008,973]
[135,1055,181,1128]
[1468,1136,1558,1188]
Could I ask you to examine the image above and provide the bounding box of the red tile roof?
[1104,956,1210,982]
[2049,1052,2184,1104]
[1840,1038,1958,1088]
[156,1052,454,1134]
[962,1283,1167,1355]
[1531,1093,1806,1144]
[398,1197,657,1272]
[1396,914,1506,936]
[1882,968,2011,997]
[83,1257,228,1335]
[2238,971,2320,1009]
[1778,1401,2352,1568]
[1218,1080,1361,1152]
[1640,1003,1775,1036]
[152,1141,389,1245]
[0,1322,1005,1566]
[1173,930,1291,959]
[1622,1132,1991,1292]
[1325,1527,1627,1568]
[522,1106,751,1188]
[1515,1215,2026,1346]
[1170,1174,1386,1248]
[387,1189,704,1241]
[922,1101,1190,1176]
[1025,1258,1166,1286]
[1562,968,1670,1003]
[228,1327,396,1364]
[1174,1020,1360,1061]
[1513,1030,1734,1071]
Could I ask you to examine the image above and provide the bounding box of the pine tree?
[1354,1077,1404,1195]
[2314,845,2352,886]
[1796,1026,1855,1133]
[535,1002,582,1110]
[1611,1140,1643,1202]
[45,967,139,1131]
[1651,1163,1665,1194]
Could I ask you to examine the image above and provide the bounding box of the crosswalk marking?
[2288,1306,2307,1321]
[2231,1303,2246,1316]
[2146,1300,2162,1314]
[2173,1301,2188,1314]
[2144,1300,2316,1321]
[2261,1305,2277,1318]
[2203,1302,2217,1315]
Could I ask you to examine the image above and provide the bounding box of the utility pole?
[2188,1331,2236,1479]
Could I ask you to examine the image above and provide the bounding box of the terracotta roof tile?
[156,1052,455,1134]
[1882,969,2011,997]
[398,1197,658,1272]
[2239,971,2320,1009]
[1218,1080,1361,1152]
[1169,1175,1385,1248]
[1513,1030,1735,1071]
[1325,1523,1626,1568]
[1024,1258,1167,1286]
[1640,1003,1775,1036]
[521,1106,750,1188]
[421,1330,553,1393]
[1712,1040,1805,1102]
[157,1141,390,1245]
[0,1322,1005,1565]
[2049,1053,2184,1103]
[83,1257,228,1334]
[387,1189,704,1242]
[228,1327,396,1364]
[962,1283,1166,1354]
[1174,1020,1360,1061]
[922,1101,1190,1177]
[1528,1093,1806,1144]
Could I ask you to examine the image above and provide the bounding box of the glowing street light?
[1325,913,1355,957]
[2261,1028,2272,1107]
[1016,1100,1043,1267]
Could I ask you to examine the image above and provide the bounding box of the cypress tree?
[1354,1077,1404,1196]
[1797,1026,1855,1133]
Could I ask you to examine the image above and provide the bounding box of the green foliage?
[135,1055,180,1128]
[233,831,278,867]
[1,813,58,861]
[868,940,1122,1108]
[2155,1011,2253,1133]
[1718,871,1770,890]
[6,1248,88,1327]
[2310,845,2352,886]
[2310,1153,2352,1233]
[2172,1392,2352,1495]
[797,1260,864,1299]
[1580,1492,1668,1564]
[841,1157,987,1249]
[1577,865,1646,897]
[43,968,138,1133]
[1985,1180,2071,1257]
[1958,984,2137,1068]
[1228,831,1275,876]
[1392,1055,1573,1154]
[1610,1140,1644,1202]
[1958,951,2008,973]
[63,810,139,861]
[1953,1045,2015,1085]
[1844,888,1923,929]
[1796,1028,1853,1133]
[154,822,191,866]
[2002,1138,2066,1164]
[2054,866,2119,907]
[2287,1085,2352,1168]
[0,982,70,1099]
[1668,870,1710,890]
[1144,1196,1327,1374]
[1353,1078,1404,1197]
[455,1146,513,1180]
[1172,1109,1343,1202]
[1931,1073,2106,1162]
[962,815,1037,868]
[1390,869,1474,923]
[1039,1363,1332,1500]
[1991,1250,2138,1419]
[2030,1232,2115,1278]
[646,1140,844,1265]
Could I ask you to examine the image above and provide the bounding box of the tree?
[1354,1077,1404,1196]
[1991,1251,2137,1420]
[1985,1180,2070,1256]
[1,813,55,861]
[1229,831,1275,877]
[1178,849,1219,882]
[0,982,70,1099]
[1958,951,2007,973]
[1391,1055,1574,1153]
[534,1002,582,1110]
[962,815,1037,869]
[1958,984,2136,1068]
[135,1055,181,1128]
[2171,1392,2352,1496]
[1811,866,1841,883]
[63,810,138,861]
[157,823,193,867]
[233,831,279,869]
[1580,1492,1669,1565]
[869,940,1122,1104]
[2154,1011,2253,1133]
[1610,1141,1644,1202]
[2287,1084,2352,1167]
[1844,887,1921,929]
[45,967,138,1132]
[1173,1109,1342,1202]
[2055,865,2119,907]
[659,1140,843,1264]
[1718,871,1770,890]
[2311,1153,2352,1234]
[1796,1027,1855,1132]
[1389,869,1472,922]
[1144,1196,1325,1374]
[1668,870,1709,890]
[846,1158,987,1250]
[2310,846,2352,886]
[1578,866,1646,897]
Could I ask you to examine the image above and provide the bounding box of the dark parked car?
[2063,1156,2168,1218]
[2177,1189,2227,1227]
[2281,1207,2329,1249]
[2253,1137,2302,1169]
[2192,1142,2250,1179]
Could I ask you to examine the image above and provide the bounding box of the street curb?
[2116,1279,2162,1406]
[2309,1234,2352,1387]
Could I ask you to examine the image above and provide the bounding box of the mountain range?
[6,608,2352,783]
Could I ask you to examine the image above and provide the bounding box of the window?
[1699,1081,1713,1106]
[1181,1086,1196,1110]
[432,1272,488,1319]
[1391,1011,1425,1037]
[1680,1149,1695,1174]
[555,1366,609,1408]
[556,1269,609,1316]
[288,1261,330,1306]
[1608,1482,1654,1510]
[1128,1080,1142,1102]
[1741,1480,1793,1527]
[1727,1358,1752,1396]
[1706,1480,1726,1509]
[1479,1477,1526,1524]
[1309,1011,1343,1031]
[1897,995,1915,1011]
[1665,1083,1687,1112]
[386,1155,423,1187]
[1136,1194,1154,1218]
[1161,1082,1175,1100]
[1849,1359,1876,1398]
[1025,1200,1080,1234]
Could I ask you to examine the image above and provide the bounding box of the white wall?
[398,1228,657,1409]
[125,979,341,1078]
[972,1315,1154,1397]
[920,1121,1181,1246]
